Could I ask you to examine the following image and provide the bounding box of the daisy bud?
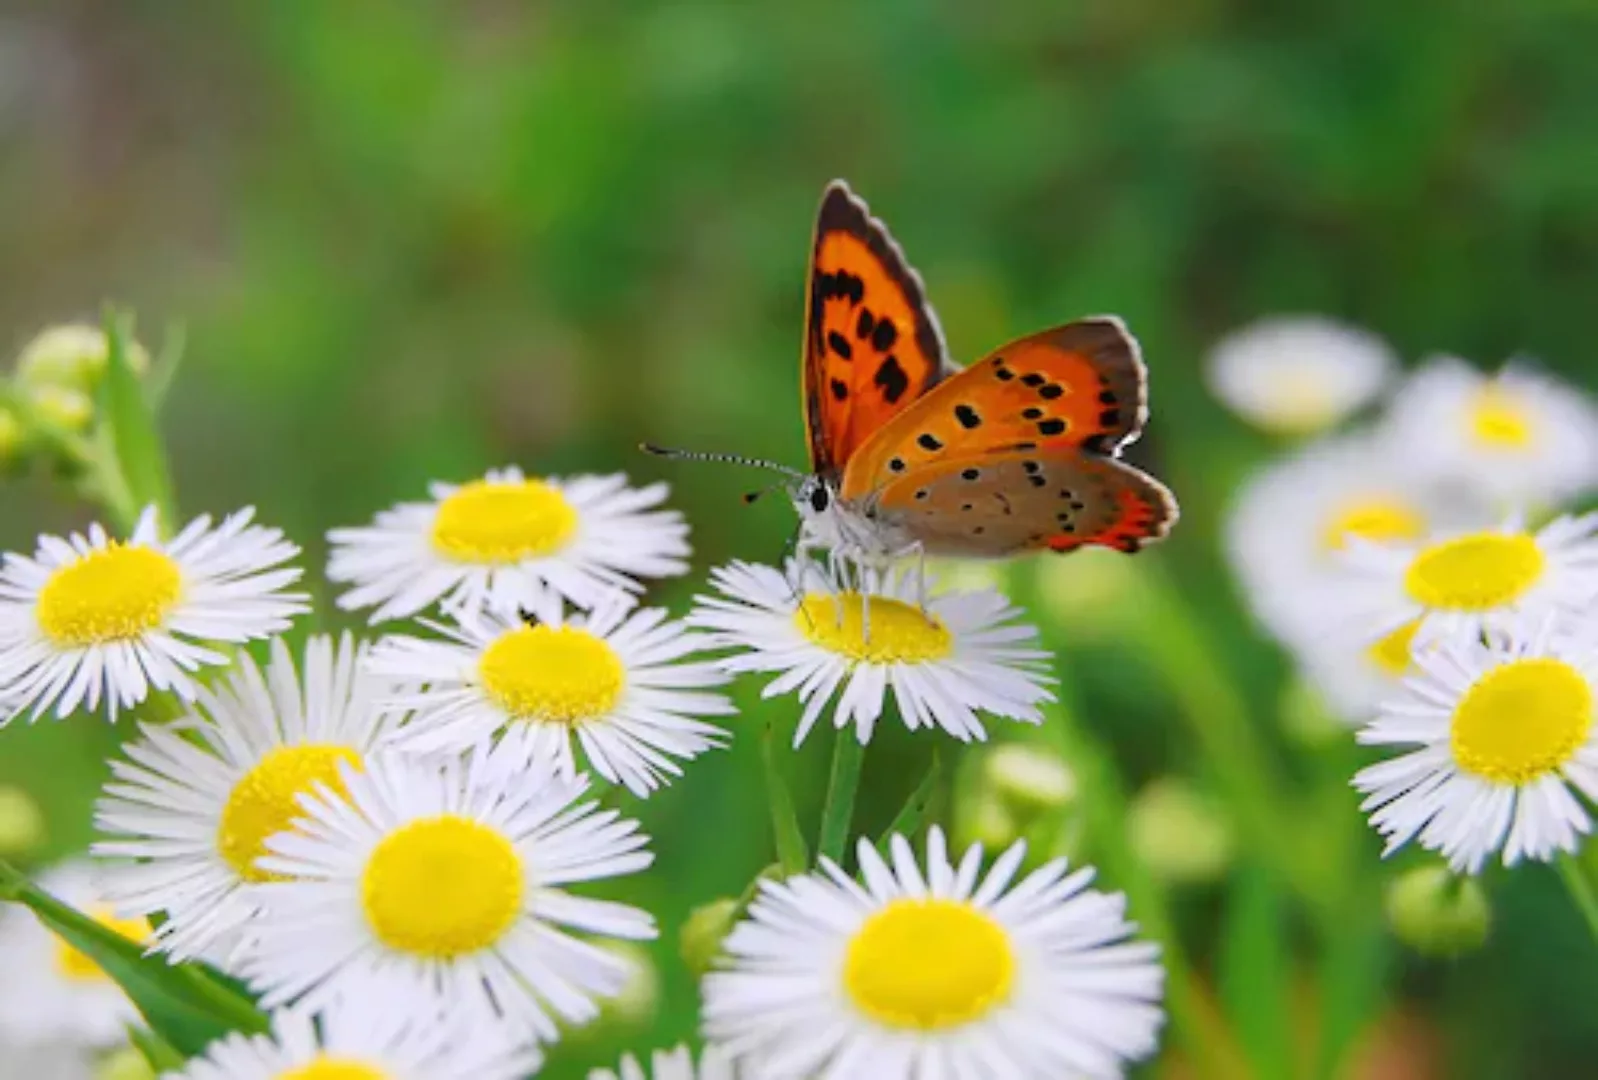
[596,941,660,1030]
[680,896,741,979]
[1384,865,1490,957]
[982,742,1077,819]
[1128,777,1235,885]
[26,384,94,433]
[953,790,1022,853]
[16,323,149,392]
[95,1047,155,1080]
[0,405,24,469]
[0,785,46,857]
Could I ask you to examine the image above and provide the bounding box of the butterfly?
[648,179,1177,575]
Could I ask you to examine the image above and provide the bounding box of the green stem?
[762,723,810,875]
[1558,854,1598,946]
[817,731,866,865]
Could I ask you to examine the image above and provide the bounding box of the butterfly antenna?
[640,443,805,480]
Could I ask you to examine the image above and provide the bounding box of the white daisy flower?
[1353,614,1598,874]
[1333,513,1598,649]
[165,1002,543,1080]
[0,860,146,1052]
[1383,356,1598,510]
[366,594,733,797]
[0,506,307,722]
[1206,315,1396,435]
[1224,431,1471,649]
[689,559,1053,746]
[590,1044,737,1080]
[236,742,657,1044]
[326,467,690,622]
[92,633,397,964]
[702,827,1165,1080]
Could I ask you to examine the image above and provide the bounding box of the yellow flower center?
[430,479,577,563]
[217,746,363,883]
[1403,534,1545,612]
[796,593,953,664]
[1321,498,1426,553]
[478,624,624,723]
[361,815,524,959]
[35,544,182,647]
[1368,619,1423,676]
[1467,386,1534,449]
[53,905,151,983]
[277,1059,388,1080]
[844,898,1015,1030]
[1451,658,1592,784]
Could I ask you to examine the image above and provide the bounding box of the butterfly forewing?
[871,448,1177,556]
[802,181,950,478]
[838,318,1147,500]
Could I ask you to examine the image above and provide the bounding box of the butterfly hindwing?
[838,318,1147,500]
[802,181,950,477]
[871,447,1177,556]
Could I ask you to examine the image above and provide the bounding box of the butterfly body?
[792,181,1178,568]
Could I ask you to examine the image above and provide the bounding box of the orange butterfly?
[650,180,1177,570]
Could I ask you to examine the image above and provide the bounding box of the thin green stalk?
[817,731,866,865]
[762,723,810,874]
[1558,854,1598,946]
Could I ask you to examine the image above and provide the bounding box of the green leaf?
[816,728,865,866]
[875,751,941,856]
[1218,861,1294,1080]
[146,322,187,414]
[0,860,268,1058]
[128,1025,189,1073]
[762,723,809,875]
[98,308,176,533]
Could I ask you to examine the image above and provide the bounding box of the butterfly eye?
[810,486,831,512]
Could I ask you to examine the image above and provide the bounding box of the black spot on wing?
[1039,384,1063,400]
[1021,372,1046,388]
[817,269,865,305]
[827,331,853,360]
[874,357,910,403]
[856,309,876,340]
[871,318,898,352]
[961,467,981,480]
[954,404,981,429]
[917,433,943,451]
[1037,419,1067,437]
[830,379,849,401]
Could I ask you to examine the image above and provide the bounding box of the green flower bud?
[1128,777,1235,885]
[983,742,1077,819]
[96,1047,156,1080]
[0,785,46,858]
[27,384,95,433]
[16,323,149,391]
[1385,865,1490,957]
[0,406,23,468]
[596,940,659,1028]
[953,791,1021,854]
[680,896,741,979]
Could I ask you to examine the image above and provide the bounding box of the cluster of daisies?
[0,464,1166,1078]
[1212,316,1598,874]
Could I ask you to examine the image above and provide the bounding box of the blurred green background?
[4,2,1598,1077]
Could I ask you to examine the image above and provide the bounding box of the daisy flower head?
[1333,512,1598,650]
[689,559,1053,747]
[166,1001,543,1080]
[92,632,397,964]
[0,860,146,1052]
[1353,614,1598,874]
[0,506,307,722]
[1224,430,1471,648]
[367,592,733,797]
[702,827,1165,1080]
[1205,315,1396,436]
[237,741,657,1043]
[590,1044,737,1080]
[1383,355,1598,510]
[326,467,690,623]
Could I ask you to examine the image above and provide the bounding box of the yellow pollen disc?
[35,543,182,647]
[844,898,1015,1030]
[430,479,577,563]
[478,624,624,723]
[1403,533,1545,612]
[53,905,151,983]
[1467,386,1534,449]
[1451,658,1592,784]
[1368,619,1423,676]
[276,1058,388,1080]
[361,815,524,959]
[217,746,363,883]
[796,593,953,664]
[1321,499,1426,553]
